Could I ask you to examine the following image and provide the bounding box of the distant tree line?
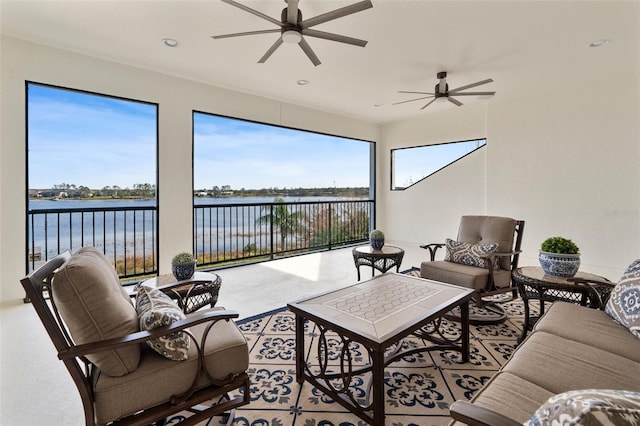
[30,183,369,200]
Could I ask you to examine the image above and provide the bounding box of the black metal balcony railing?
[27,205,158,279]
[27,199,373,279]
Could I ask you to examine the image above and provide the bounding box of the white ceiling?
[1,0,638,124]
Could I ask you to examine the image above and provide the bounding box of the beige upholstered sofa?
[449,261,640,426]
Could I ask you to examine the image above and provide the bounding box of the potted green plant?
[171,252,196,281]
[539,236,580,277]
[370,229,385,250]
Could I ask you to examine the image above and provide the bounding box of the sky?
[27,83,371,190]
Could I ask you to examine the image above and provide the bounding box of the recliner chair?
[420,215,524,324]
[21,247,250,426]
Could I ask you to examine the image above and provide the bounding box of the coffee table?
[513,266,614,342]
[138,271,221,314]
[287,273,475,426]
[352,245,405,280]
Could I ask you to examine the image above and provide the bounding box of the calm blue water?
[27,196,368,261]
[28,196,353,210]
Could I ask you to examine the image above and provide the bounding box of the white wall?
[379,72,640,279]
[0,36,379,302]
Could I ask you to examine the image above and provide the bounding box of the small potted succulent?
[370,229,385,250]
[171,252,196,281]
[539,236,580,277]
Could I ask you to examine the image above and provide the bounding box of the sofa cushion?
[534,302,640,362]
[135,286,190,361]
[463,371,554,425]
[503,331,640,393]
[444,238,498,269]
[52,247,140,377]
[605,259,640,338]
[525,389,640,426]
[93,307,249,424]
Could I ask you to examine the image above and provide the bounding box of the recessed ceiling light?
[297,80,309,85]
[589,38,611,48]
[162,38,178,47]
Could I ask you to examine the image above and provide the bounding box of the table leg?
[372,349,385,426]
[518,296,531,344]
[295,314,305,384]
[460,301,470,363]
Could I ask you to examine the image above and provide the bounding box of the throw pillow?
[135,286,190,361]
[444,238,499,269]
[525,389,640,426]
[605,260,640,338]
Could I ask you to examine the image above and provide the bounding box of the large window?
[193,112,373,196]
[26,83,158,277]
[391,139,486,190]
[192,112,375,266]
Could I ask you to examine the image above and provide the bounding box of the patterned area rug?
[171,269,536,426]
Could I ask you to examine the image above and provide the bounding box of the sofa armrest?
[449,401,522,426]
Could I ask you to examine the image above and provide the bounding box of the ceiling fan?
[212,0,373,66]
[394,71,495,110]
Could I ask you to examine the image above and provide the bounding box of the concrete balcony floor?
[0,243,425,426]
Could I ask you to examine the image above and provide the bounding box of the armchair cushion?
[52,247,140,377]
[420,260,512,291]
[458,215,516,270]
[605,259,640,338]
[444,238,499,269]
[524,389,640,426]
[92,308,250,424]
[136,286,190,361]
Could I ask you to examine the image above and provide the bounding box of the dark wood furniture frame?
[21,251,250,426]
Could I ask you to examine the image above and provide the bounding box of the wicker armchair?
[21,247,250,426]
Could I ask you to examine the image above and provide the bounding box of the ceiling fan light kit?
[394,71,496,110]
[212,0,373,66]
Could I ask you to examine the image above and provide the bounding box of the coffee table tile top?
[294,273,473,345]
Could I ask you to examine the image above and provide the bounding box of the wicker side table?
[352,245,405,281]
[513,266,613,342]
[138,271,222,314]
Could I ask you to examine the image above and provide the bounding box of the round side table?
[512,266,613,342]
[138,271,222,314]
[352,245,405,281]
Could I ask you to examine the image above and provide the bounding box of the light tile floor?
[0,242,426,426]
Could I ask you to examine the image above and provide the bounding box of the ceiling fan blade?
[220,0,283,27]
[299,38,321,66]
[301,0,373,29]
[420,98,438,110]
[397,91,435,95]
[287,0,299,24]
[302,29,367,47]
[393,96,434,106]
[258,38,284,63]
[449,78,494,94]
[448,97,464,106]
[448,91,496,96]
[212,29,281,39]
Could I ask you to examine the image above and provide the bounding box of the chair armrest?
[420,243,445,261]
[449,400,522,426]
[59,309,239,359]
